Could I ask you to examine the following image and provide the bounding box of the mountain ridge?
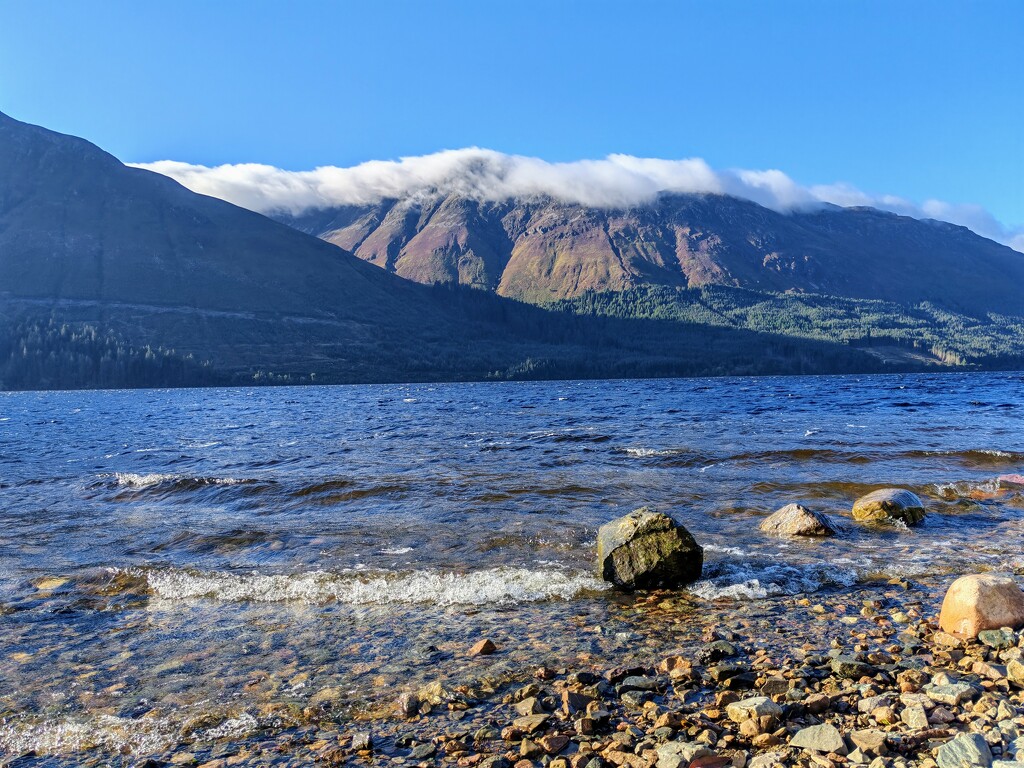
[0,110,895,389]
[277,191,1024,316]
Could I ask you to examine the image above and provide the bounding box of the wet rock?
[831,656,877,679]
[515,697,543,716]
[939,574,1024,638]
[596,507,703,589]
[759,504,836,537]
[470,639,498,656]
[852,489,926,525]
[790,723,846,754]
[397,692,420,718]
[351,732,372,751]
[936,732,993,768]
[697,641,739,665]
[512,714,549,733]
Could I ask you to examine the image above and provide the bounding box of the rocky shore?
[97,575,1019,768]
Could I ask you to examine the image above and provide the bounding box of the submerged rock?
[852,488,926,525]
[939,573,1024,637]
[759,503,836,537]
[596,507,703,589]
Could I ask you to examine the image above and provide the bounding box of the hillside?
[279,193,1024,315]
[0,111,891,389]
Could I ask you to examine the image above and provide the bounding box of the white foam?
[141,566,606,606]
[623,447,686,457]
[690,560,859,601]
[0,714,175,756]
[380,547,414,555]
[111,473,248,488]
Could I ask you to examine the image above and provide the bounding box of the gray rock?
[597,507,703,589]
[849,730,888,756]
[410,743,437,759]
[726,696,783,723]
[759,503,836,537]
[980,628,1018,649]
[655,740,713,768]
[790,723,846,754]
[901,704,929,730]
[852,488,926,525]
[936,732,993,768]
[351,732,372,751]
[928,683,977,706]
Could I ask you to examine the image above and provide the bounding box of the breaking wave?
[135,566,606,606]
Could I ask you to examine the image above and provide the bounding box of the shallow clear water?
[1,372,1023,760]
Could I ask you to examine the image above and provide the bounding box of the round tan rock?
[759,504,836,537]
[938,573,1024,638]
[852,488,925,525]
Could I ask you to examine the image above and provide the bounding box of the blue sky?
[1,0,1021,230]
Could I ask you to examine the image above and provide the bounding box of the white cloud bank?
[132,149,1024,252]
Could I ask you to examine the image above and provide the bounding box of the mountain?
[280,193,1024,315]
[0,111,889,390]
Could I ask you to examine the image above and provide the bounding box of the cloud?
[132,149,1024,252]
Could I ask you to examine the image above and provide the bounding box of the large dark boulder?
[596,507,703,589]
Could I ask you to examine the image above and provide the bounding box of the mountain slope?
[0,111,892,389]
[280,193,1024,316]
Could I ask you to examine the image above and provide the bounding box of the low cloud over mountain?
[134,149,1024,252]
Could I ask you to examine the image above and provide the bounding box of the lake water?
[1,372,1022,762]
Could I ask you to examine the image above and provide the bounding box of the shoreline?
[10,574,1024,767]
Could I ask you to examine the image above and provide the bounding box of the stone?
[655,741,714,768]
[852,488,926,525]
[1009,658,1024,686]
[927,683,977,706]
[901,704,929,730]
[540,735,570,754]
[831,656,877,679]
[470,638,497,656]
[596,507,703,589]
[515,697,543,716]
[936,733,993,768]
[513,714,549,733]
[939,574,1024,637]
[979,628,1017,649]
[790,723,846,754]
[849,730,888,756]
[725,696,783,724]
[759,504,836,537]
[351,732,372,751]
[397,692,420,717]
[562,690,595,715]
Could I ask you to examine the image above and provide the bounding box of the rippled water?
[1,372,1023,761]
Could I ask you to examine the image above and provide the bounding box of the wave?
[690,557,860,601]
[105,473,264,491]
[933,478,1005,501]
[908,449,1024,466]
[135,566,606,606]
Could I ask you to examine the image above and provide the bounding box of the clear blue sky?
[1,0,1021,225]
